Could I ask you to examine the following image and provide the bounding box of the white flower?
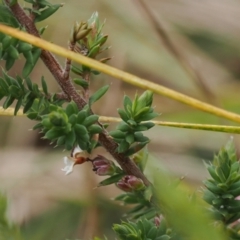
[72,145,83,158]
[61,156,74,175]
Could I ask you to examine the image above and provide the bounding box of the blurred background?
[1,0,240,239]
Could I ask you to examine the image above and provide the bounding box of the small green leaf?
[65,131,76,150]
[77,110,88,124]
[5,57,15,70]
[0,77,9,93]
[7,45,19,59]
[126,133,135,145]
[2,35,12,50]
[125,142,149,156]
[73,78,89,88]
[41,76,48,95]
[134,132,149,143]
[3,95,14,109]
[98,173,125,187]
[27,112,38,120]
[74,124,88,136]
[135,112,159,122]
[32,122,42,130]
[91,70,101,75]
[23,98,34,113]
[34,4,62,23]
[71,64,83,75]
[117,108,129,122]
[88,124,103,134]
[68,114,77,125]
[25,77,33,91]
[82,115,99,127]
[17,42,32,53]
[23,51,33,64]
[22,47,41,77]
[65,101,78,117]
[118,140,130,153]
[89,85,109,105]
[109,130,126,139]
[123,95,132,113]
[56,136,66,146]
[14,97,23,115]
[87,44,100,58]
[45,128,64,140]
[9,85,21,98]
[0,6,20,27]
[117,122,131,132]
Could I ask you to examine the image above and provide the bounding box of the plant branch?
[2,107,240,134]
[136,0,215,103]
[63,41,75,80]
[1,24,240,124]
[3,1,150,186]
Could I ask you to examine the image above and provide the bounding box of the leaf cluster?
[115,187,157,220]
[71,12,110,78]
[23,0,62,23]
[110,90,158,155]
[0,193,21,239]
[113,218,172,240]
[0,71,59,116]
[203,139,240,238]
[0,4,44,74]
[0,29,41,75]
[35,102,103,151]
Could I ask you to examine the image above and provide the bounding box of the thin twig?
[3,1,151,186]
[137,0,216,103]
[63,41,75,80]
[82,70,91,100]
[2,107,240,134]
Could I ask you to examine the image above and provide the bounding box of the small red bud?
[154,215,162,227]
[116,175,145,192]
[74,156,87,165]
[91,155,116,176]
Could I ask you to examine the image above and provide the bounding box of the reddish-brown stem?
[63,41,75,80]
[4,1,151,186]
[82,70,91,100]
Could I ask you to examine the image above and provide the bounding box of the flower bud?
[75,28,92,41]
[154,215,162,227]
[139,90,153,107]
[116,175,145,192]
[49,112,68,127]
[92,155,116,176]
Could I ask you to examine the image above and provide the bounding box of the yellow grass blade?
[1,106,240,134]
[0,25,240,123]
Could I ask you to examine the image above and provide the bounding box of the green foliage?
[22,0,62,23]
[98,148,149,187]
[89,85,109,106]
[0,4,20,27]
[110,91,158,155]
[0,2,236,240]
[115,187,157,220]
[70,12,110,78]
[0,192,22,239]
[203,138,240,238]
[98,173,125,187]
[0,3,42,73]
[154,168,228,240]
[38,102,102,152]
[0,30,40,72]
[113,218,172,240]
[0,0,63,74]
[0,71,64,117]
